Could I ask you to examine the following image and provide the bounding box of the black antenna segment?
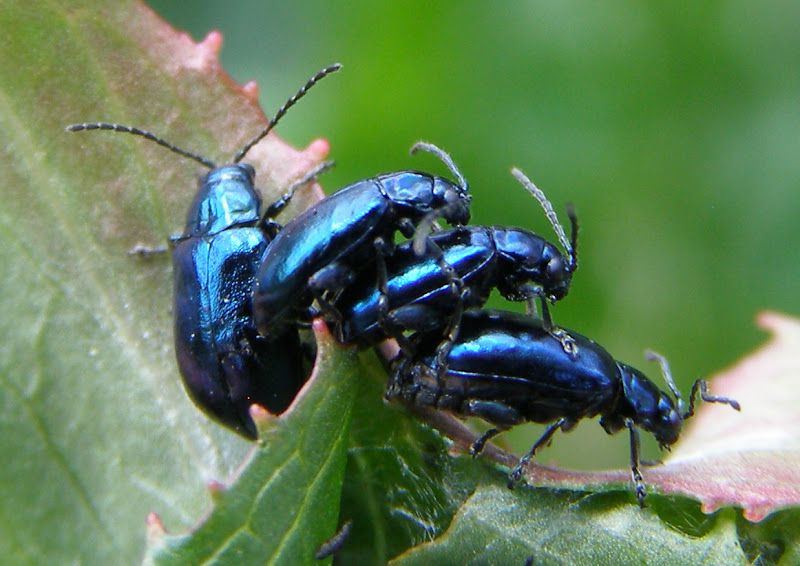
[65,122,216,169]
[233,63,342,164]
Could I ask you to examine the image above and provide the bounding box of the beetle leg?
[517,283,578,356]
[517,284,578,357]
[525,296,539,318]
[385,360,426,405]
[386,305,440,334]
[538,296,553,328]
[260,160,336,224]
[307,261,355,326]
[508,417,571,487]
[373,238,417,356]
[625,418,647,508]
[464,400,523,427]
[128,243,169,256]
[130,232,188,255]
[398,217,417,239]
[384,356,407,394]
[470,428,500,457]
[432,299,462,383]
[549,327,579,358]
[684,379,741,419]
[416,236,466,387]
[260,219,283,240]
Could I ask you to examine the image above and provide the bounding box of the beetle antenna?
[412,210,441,256]
[410,141,468,192]
[66,122,217,169]
[510,168,575,269]
[684,379,741,420]
[259,159,336,225]
[233,63,342,164]
[566,203,579,272]
[644,350,685,414]
[409,141,468,254]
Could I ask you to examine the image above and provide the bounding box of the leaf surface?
[144,322,359,565]
[0,2,330,563]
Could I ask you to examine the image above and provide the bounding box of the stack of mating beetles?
[69,64,739,507]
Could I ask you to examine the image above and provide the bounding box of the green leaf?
[393,487,745,565]
[336,352,493,564]
[335,320,800,564]
[144,321,359,565]
[0,1,330,563]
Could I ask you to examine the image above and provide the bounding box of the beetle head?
[616,362,683,448]
[493,228,573,301]
[184,164,260,237]
[434,177,472,226]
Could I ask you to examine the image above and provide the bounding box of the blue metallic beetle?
[252,142,472,340]
[387,309,740,506]
[332,168,578,353]
[68,64,341,437]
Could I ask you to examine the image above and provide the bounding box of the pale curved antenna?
[644,349,685,414]
[410,141,468,191]
[510,167,575,268]
[409,141,469,255]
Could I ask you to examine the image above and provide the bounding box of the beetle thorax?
[184,164,261,237]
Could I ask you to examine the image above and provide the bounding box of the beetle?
[386,309,740,506]
[252,142,472,341]
[332,167,578,353]
[67,64,341,437]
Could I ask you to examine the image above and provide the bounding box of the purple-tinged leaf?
[657,311,800,521]
[406,312,800,522]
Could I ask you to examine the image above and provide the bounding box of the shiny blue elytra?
[67,64,341,438]
[251,142,473,344]
[388,309,740,507]
[333,167,578,349]
[171,163,306,437]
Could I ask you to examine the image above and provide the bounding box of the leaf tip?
[756,310,800,338]
[242,80,260,103]
[312,316,332,335]
[307,138,332,161]
[310,316,359,367]
[199,30,223,58]
[742,505,771,523]
[249,403,279,438]
[146,512,167,540]
[207,479,227,501]
[702,497,769,522]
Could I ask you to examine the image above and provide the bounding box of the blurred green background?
[148,1,799,469]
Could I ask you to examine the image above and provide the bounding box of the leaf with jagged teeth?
[337,314,800,562]
[658,311,800,521]
[0,2,331,563]
[143,320,359,564]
